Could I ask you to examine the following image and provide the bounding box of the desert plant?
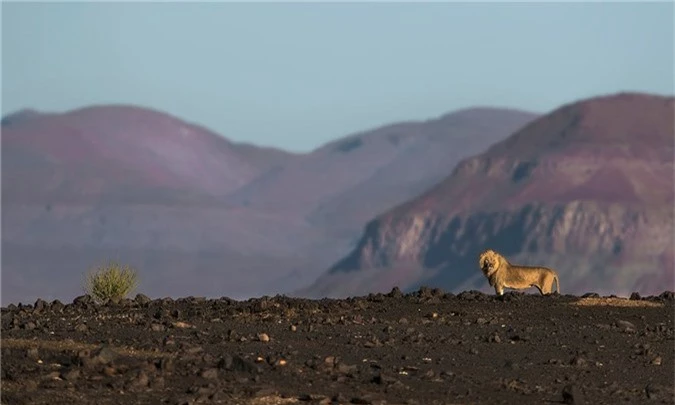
[83,260,139,303]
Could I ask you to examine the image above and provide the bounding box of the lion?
[478,249,560,296]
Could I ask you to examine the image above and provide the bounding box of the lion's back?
[501,264,555,287]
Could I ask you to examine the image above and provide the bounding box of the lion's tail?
[554,275,561,294]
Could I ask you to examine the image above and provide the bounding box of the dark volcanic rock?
[73,295,93,306]
[135,294,152,306]
[0,292,672,405]
[562,384,585,404]
[218,354,260,374]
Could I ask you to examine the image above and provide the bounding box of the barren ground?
[1,288,674,405]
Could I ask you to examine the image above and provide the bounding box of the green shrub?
[84,260,139,303]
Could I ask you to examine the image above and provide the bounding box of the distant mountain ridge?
[2,105,261,204]
[225,108,538,231]
[306,108,539,232]
[302,92,675,298]
[1,102,537,305]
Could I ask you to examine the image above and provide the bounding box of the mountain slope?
[304,92,675,298]
[1,105,269,203]
[307,108,538,232]
[232,142,300,173]
[228,108,538,230]
[1,105,315,304]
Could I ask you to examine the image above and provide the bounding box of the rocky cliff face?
[305,92,674,297]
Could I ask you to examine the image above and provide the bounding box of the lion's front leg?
[495,286,504,296]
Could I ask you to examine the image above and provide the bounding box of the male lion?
[478,249,560,296]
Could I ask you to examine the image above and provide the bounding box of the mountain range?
[1,103,537,304]
[303,92,674,298]
[3,92,672,305]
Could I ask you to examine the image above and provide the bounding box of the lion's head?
[478,249,504,276]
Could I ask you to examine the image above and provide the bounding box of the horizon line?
[2,88,672,154]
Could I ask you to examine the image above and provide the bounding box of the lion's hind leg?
[538,272,558,295]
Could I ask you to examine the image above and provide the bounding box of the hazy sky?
[2,2,673,152]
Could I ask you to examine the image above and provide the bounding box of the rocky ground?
[1,288,674,405]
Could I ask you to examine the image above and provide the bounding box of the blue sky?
[2,2,673,152]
